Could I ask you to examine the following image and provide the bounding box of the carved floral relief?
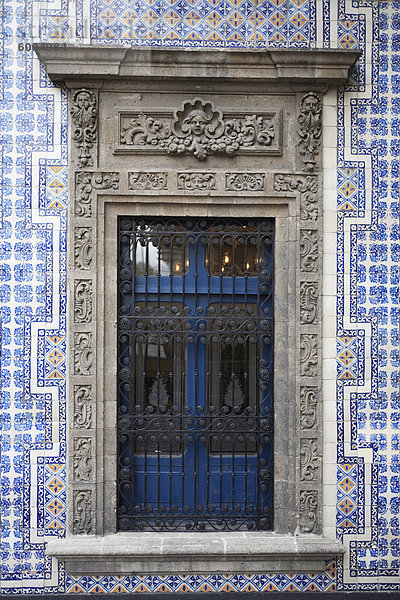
[129,172,168,190]
[73,490,92,534]
[300,387,318,429]
[73,385,92,429]
[300,333,318,377]
[300,438,319,481]
[300,281,318,324]
[74,279,92,324]
[70,89,98,169]
[75,172,119,217]
[73,437,93,482]
[226,172,265,191]
[120,98,276,160]
[177,172,216,190]
[274,174,318,221]
[74,333,93,376]
[300,230,318,272]
[297,92,322,172]
[299,490,318,533]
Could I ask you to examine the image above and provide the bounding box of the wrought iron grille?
[118,217,274,531]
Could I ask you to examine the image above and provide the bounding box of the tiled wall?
[0,0,398,594]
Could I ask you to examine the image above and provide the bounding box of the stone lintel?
[46,532,344,574]
[33,45,361,86]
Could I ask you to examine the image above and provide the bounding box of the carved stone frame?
[34,45,360,575]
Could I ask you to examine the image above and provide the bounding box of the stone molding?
[33,46,359,574]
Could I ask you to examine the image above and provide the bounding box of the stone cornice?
[33,44,361,87]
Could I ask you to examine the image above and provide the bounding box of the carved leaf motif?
[300,387,318,429]
[300,281,318,324]
[74,279,92,323]
[129,172,168,190]
[300,438,319,481]
[74,385,92,429]
[177,172,216,190]
[75,172,119,217]
[297,92,322,172]
[73,438,93,482]
[74,332,93,375]
[300,230,318,272]
[273,174,318,220]
[300,333,318,377]
[226,173,265,191]
[120,98,276,160]
[70,89,98,168]
[299,490,318,533]
[73,490,92,534]
[74,227,93,270]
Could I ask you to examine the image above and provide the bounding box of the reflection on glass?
[134,228,188,276]
[207,225,263,276]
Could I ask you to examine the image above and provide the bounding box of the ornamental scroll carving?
[120,98,276,160]
[129,172,167,190]
[300,333,318,377]
[70,89,98,169]
[75,172,119,217]
[73,437,93,482]
[297,92,322,172]
[73,490,92,534]
[73,385,92,429]
[177,172,216,190]
[74,333,93,375]
[300,438,319,481]
[300,230,318,272]
[274,174,318,221]
[300,387,318,429]
[299,490,318,533]
[74,227,93,270]
[300,281,318,324]
[226,173,265,191]
[74,279,92,323]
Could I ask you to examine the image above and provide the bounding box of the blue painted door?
[118,218,273,531]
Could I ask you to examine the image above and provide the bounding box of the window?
[117,217,274,531]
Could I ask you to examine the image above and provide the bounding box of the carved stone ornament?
[73,385,92,429]
[73,490,93,534]
[120,98,276,160]
[300,229,318,272]
[74,227,93,270]
[300,333,318,377]
[73,438,93,482]
[299,490,318,533]
[300,387,318,429]
[74,279,92,323]
[274,174,318,220]
[297,92,322,173]
[74,332,93,375]
[129,172,168,190]
[300,438,319,481]
[300,281,318,324]
[76,172,119,217]
[226,172,265,191]
[70,89,98,169]
[177,172,216,190]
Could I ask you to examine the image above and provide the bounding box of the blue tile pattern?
[0,0,399,594]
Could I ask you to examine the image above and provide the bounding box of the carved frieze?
[129,172,168,190]
[274,174,318,220]
[73,438,93,482]
[299,490,318,533]
[70,89,98,169]
[75,172,119,217]
[74,333,93,376]
[300,230,318,272]
[226,172,265,191]
[120,98,278,160]
[177,172,216,190]
[300,387,318,429]
[300,281,318,324]
[74,280,92,324]
[300,438,319,481]
[73,385,92,429]
[73,490,93,534]
[300,333,318,377]
[74,227,93,270]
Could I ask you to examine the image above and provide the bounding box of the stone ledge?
[33,45,361,87]
[46,532,345,574]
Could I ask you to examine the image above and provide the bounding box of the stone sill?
[46,532,345,575]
